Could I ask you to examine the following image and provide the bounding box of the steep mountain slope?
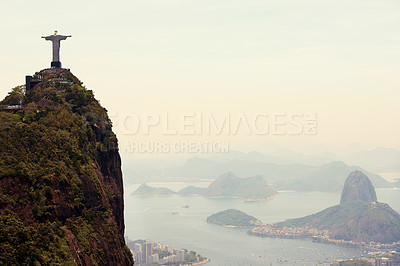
[0,68,133,265]
[276,171,400,244]
[340,171,377,204]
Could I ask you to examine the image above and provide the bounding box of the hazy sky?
[1,0,399,156]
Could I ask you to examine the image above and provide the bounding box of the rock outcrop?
[340,170,377,205]
[0,68,133,265]
[275,171,400,244]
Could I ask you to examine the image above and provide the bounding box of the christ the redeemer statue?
[42,30,71,68]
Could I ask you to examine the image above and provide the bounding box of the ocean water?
[124,182,400,266]
[378,172,400,183]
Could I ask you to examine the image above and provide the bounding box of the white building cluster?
[132,241,186,265]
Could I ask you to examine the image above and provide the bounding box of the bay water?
[124,182,400,265]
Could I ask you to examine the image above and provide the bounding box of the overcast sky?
[1,0,399,156]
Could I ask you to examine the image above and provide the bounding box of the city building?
[134,243,142,253]
[143,242,152,264]
[148,254,159,264]
[375,257,393,266]
[134,251,143,264]
[177,249,185,262]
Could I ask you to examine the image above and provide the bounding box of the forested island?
[206,209,262,228]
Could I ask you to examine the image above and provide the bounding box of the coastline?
[245,193,279,203]
[192,258,210,265]
[222,224,252,229]
[131,194,177,197]
[248,228,400,258]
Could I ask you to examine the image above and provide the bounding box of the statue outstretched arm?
[42,36,53,40]
[41,35,71,40]
[59,35,72,40]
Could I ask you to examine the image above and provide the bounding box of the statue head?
[54,30,58,35]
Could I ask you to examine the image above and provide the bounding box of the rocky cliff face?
[340,170,377,205]
[0,68,133,265]
[276,171,400,244]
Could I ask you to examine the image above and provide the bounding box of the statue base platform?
[51,61,62,68]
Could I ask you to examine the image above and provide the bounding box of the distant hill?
[203,150,296,165]
[343,147,400,172]
[207,147,400,172]
[275,171,400,244]
[131,183,176,196]
[207,209,261,227]
[131,172,276,200]
[258,149,337,166]
[280,161,390,191]
[201,172,277,199]
[178,186,205,196]
[131,158,391,192]
[123,146,400,185]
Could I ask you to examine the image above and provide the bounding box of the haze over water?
[124,182,400,265]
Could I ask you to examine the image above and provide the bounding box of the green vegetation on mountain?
[277,200,400,243]
[0,68,133,265]
[276,171,400,244]
[0,210,74,265]
[207,209,260,227]
[0,85,25,106]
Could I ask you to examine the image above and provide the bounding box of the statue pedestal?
[51,61,62,68]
